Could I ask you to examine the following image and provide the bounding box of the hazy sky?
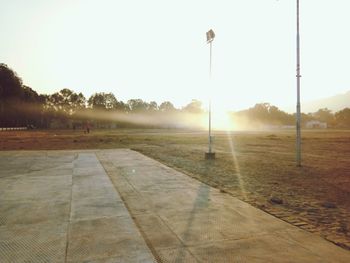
[1,0,350,112]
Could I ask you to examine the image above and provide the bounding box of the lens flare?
[225,131,247,200]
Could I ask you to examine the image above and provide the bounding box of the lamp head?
[206,29,215,43]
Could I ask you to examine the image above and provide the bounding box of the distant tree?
[236,103,294,125]
[300,112,314,125]
[21,86,47,127]
[69,92,86,112]
[182,99,203,114]
[88,92,116,110]
[44,89,86,128]
[250,103,270,121]
[147,101,158,112]
[127,99,148,112]
[335,108,350,127]
[88,93,105,110]
[0,64,24,126]
[159,101,176,112]
[313,108,334,125]
[87,92,125,128]
[47,88,86,114]
[237,103,269,123]
[115,101,130,112]
[0,63,23,99]
[0,64,50,127]
[22,86,39,103]
[267,105,294,125]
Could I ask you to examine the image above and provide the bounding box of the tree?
[335,108,350,127]
[22,86,39,103]
[250,103,270,122]
[0,65,50,127]
[69,92,86,112]
[127,99,148,112]
[44,89,86,128]
[159,101,176,112]
[88,92,117,110]
[0,63,23,99]
[182,99,203,114]
[313,108,334,125]
[115,101,130,112]
[300,112,314,126]
[47,88,86,114]
[21,86,47,127]
[0,64,25,127]
[235,103,295,125]
[148,101,158,112]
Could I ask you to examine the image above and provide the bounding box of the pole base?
[205,152,216,160]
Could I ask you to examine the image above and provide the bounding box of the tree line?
[233,103,350,128]
[1,63,350,129]
[0,63,204,129]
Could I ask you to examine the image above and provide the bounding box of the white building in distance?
[305,120,327,129]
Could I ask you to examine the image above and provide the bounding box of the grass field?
[1,128,350,249]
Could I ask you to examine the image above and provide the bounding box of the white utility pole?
[296,0,302,167]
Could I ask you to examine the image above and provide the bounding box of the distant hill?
[285,91,350,113]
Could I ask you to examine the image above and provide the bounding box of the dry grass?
[1,128,350,249]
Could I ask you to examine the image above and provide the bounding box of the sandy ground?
[1,128,350,249]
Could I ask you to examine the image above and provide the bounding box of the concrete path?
[0,150,155,263]
[1,149,350,262]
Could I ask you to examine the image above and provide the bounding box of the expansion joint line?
[96,153,163,263]
[64,153,76,263]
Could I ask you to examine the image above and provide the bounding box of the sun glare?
[212,110,235,131]
[198,107,236,131]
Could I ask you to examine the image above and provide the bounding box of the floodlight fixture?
[206,29,215,43]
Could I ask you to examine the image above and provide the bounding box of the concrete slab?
[0,222,67,263]
[97,149,350,263]
[187,235,330,263]
[0,200,70,226]
[66,217,154,262]
[0,150,155,263]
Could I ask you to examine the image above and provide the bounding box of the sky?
[1,0,350,112]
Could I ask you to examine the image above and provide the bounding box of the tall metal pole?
[205,29,215,159]
[296,0,302,166]
[209,41,212,153]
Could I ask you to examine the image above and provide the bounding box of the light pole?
[205,29,216,160]
[296,0,302,167]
